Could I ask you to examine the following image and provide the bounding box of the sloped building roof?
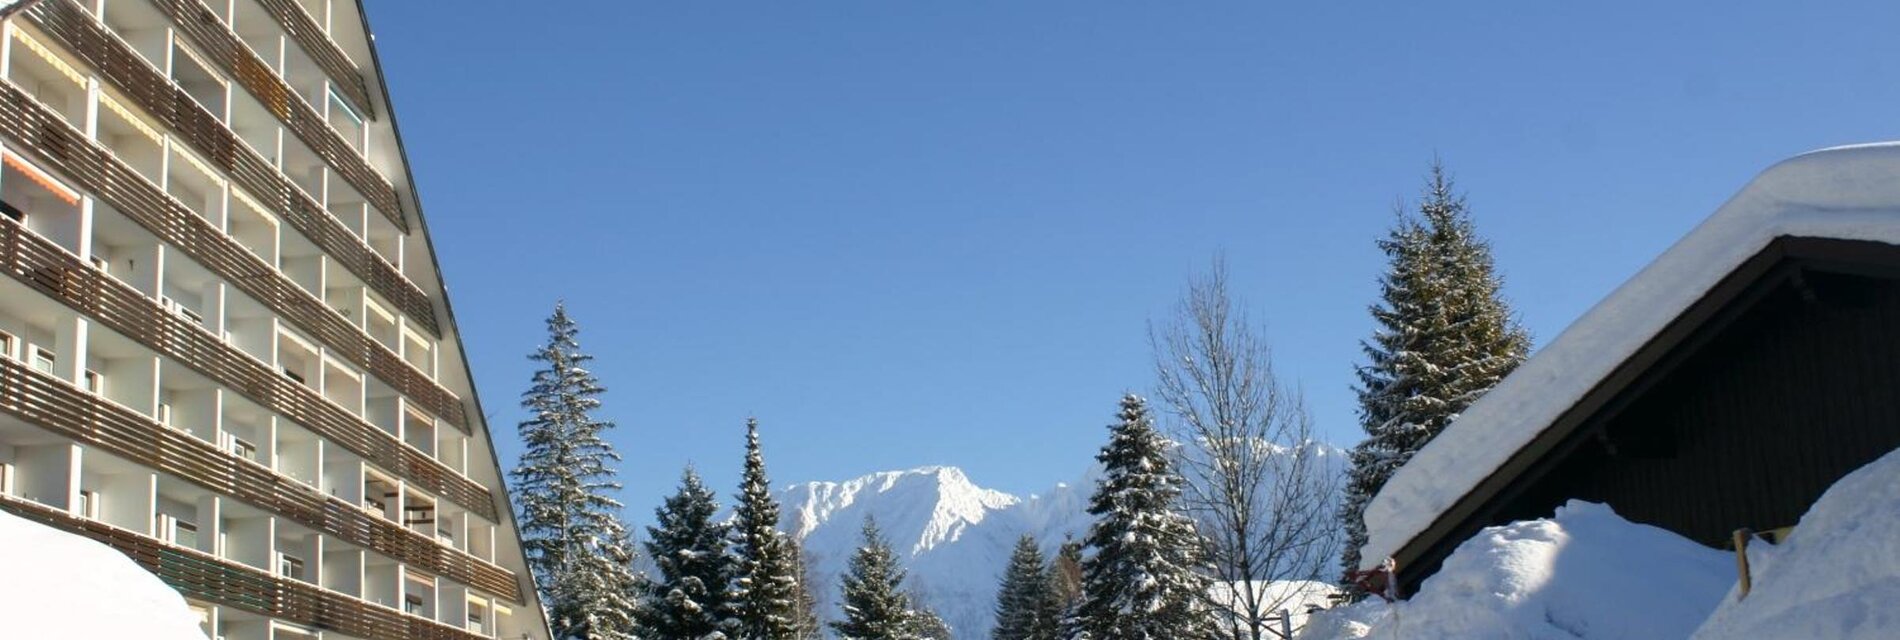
[1363,142,1900,572]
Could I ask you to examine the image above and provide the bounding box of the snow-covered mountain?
[782,465,1097,639]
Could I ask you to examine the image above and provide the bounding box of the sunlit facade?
[0,1,546,637]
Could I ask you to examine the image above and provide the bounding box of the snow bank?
[1364,141,1900,567]
[1691,446,1900,639]
[1304,501,1732,640]
[0,508,206,639]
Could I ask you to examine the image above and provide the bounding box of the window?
[175,520,198,548]
[404,505,433,526]
[403,594,423,615]
[83,369,102,394]
[436,526,455,546]
[277,553,304,581]
[0,462,13,495]
[30,347,53,375]
[466,602,488,633]
[229,437,256,462]
[157,402,173,427]
[0,330,14,360]
[0,200,22,222]
[159,515,199,548]
[76,489,98,519]
[282,367,305,385]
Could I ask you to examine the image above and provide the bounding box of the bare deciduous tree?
[1151,257,1342,640]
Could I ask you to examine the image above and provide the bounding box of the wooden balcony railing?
[0,342,521,599]
[0,495,507,640]
[22,0,434,335]
[251,0,374,119]
[0,215,492,522]
[24,0,406,236]
[0,76,469,436]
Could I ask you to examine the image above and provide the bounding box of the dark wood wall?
[1501,267,1900,547]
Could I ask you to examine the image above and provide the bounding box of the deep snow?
[1303,501,1733,640]
[1364,142,1900,568]
[0,507,207,639]
[1691,446,1900,639]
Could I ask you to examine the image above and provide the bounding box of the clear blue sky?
[362,1,1900,523]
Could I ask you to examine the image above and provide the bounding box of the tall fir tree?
[510,303,639,639]
[992,536,1056,640]
[832,517,922,640]
[731,418,805,639]
[641,467,738,640]
[1066,395,1214,640]
[1339,161,1532,578]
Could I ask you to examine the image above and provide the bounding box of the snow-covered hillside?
[783,466,1097,639]
[0,509,207,639]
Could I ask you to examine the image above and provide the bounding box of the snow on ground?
[1691,446,1900,639]
[0,508,206,639]
[1363,142,1900,568]
[1303,501,1732,640]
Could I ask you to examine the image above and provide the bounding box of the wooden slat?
[0,70,465,434]
[28,0,408,236]
[23,0,438,336]
[0,215,492,521]
[0,495,500,640]
[250,0,373,118]
[0,333,520,599]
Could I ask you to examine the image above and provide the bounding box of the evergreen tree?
[641,467,738,640]
[909,602,954,640]
[832,517,921,640]
[549,525,644,639]
[1339,161,1531,578]
[731,418,804,639]
[993,536,1055,640]
[1066,395,1214,640]
[510,303,639,639]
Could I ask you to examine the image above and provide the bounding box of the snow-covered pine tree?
[1066,395,1215,640]
[640,467,738,640]
[549,523,644,639]
[831,517,921,640]
[509,302,639,639]
[731,418,804,640]
[909,602,954,640]
[992,535,1055,640]
[1338,161,1531,578]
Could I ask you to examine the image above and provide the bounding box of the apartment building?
[0,0,548,637]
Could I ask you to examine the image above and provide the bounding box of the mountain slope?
[783,466,1096,639]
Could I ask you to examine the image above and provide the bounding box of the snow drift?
[0,508,206,639]
[1691,446,1900,639]
[1302,501,1732,640]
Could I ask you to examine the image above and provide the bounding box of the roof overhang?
[1361,141,1900,580]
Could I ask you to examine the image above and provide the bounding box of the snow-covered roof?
[1362,141,1900,570]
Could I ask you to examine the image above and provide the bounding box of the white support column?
[74,196,95,265]
[196,494,221,555]
[52,316,87,386]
